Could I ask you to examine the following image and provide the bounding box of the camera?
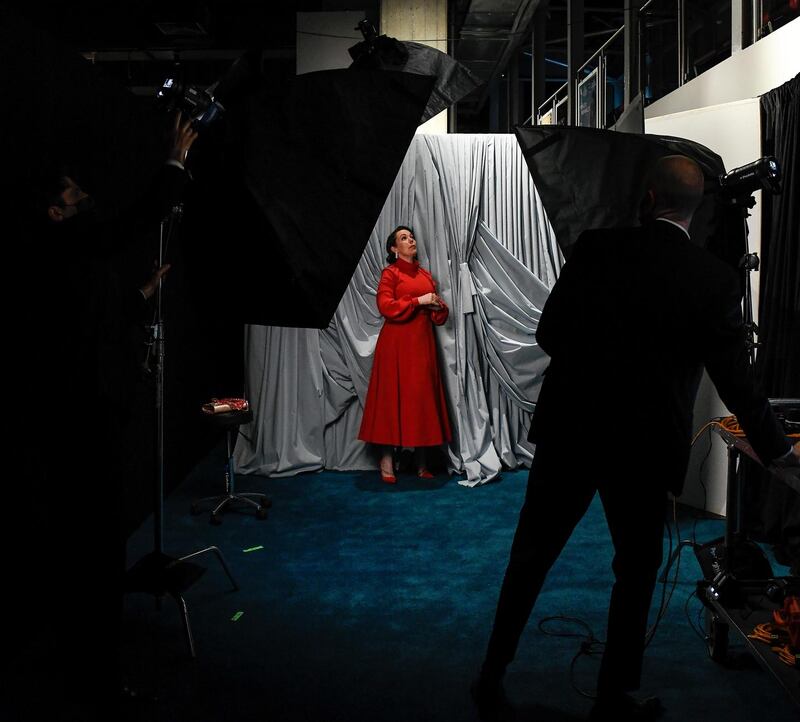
[156,77,225,132]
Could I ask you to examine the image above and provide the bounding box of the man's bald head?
[642,155,706,228]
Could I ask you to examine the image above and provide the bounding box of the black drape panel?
[758,73,800,397]
[749,74,800,572]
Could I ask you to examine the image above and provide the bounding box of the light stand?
[698,190,762,607]
[734,195,761,371]
[125,203,238,658]
[695,159,784,651]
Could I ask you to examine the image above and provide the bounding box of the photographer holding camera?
[19,111,197,721]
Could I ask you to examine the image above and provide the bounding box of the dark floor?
[105,445,800,721]
[9,446,794,722]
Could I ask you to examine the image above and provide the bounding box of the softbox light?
[349,34,483,123]
[513,125,743,268]
[185,68,436,328]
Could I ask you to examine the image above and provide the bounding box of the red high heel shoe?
[416,468,434,479]
[380,463,396,484]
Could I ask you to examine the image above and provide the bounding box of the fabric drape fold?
[758,73,799,397]
[235,134,562,484]
[750,73,800,571]
[237,325,325,476]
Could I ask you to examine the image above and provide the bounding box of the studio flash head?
[156,77,224,132]
[718,156,781,197]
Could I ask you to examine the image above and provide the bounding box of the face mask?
[64,195,96,214]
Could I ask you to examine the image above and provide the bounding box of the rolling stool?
[191,407,271,524]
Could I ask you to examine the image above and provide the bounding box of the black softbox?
[187,67,436,329]
[513,125,745,270]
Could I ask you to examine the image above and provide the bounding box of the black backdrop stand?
[733,194,761,369]
[125,205,238,658]
[694,192,765,604]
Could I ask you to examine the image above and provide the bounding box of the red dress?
[358,258,452,447]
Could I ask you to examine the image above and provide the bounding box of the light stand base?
[125,547,238,658]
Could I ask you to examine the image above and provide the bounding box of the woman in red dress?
[358,226,452,482]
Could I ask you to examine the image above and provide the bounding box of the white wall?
[645,99,764,516]
[645,99,763,314]
[645,18,800,119]
[642,18,800,515]
[297,12,364,75]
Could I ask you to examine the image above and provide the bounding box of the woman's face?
[391,228,417,259]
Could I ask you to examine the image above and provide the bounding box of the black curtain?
[758,73,800,397]
[745,73,800,573]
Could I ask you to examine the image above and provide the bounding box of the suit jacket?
[529,219,787,494]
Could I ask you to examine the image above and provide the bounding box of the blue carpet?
[122,448,799,721]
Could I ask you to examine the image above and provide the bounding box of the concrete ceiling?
[452,0,544,112]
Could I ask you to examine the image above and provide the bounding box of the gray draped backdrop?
[234,134,563,486]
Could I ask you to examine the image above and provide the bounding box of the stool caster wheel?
[190,502,201,515]
[210,513,222,526]
[256,507,268,520]
[261,496,272,509]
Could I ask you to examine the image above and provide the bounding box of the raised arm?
[703,271,789,465]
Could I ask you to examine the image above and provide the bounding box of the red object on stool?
[191,407,271,525]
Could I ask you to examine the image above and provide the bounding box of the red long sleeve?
[377,267,420,321]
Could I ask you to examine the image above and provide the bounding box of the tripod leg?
[173,593,196,658]
[179,546,239,591]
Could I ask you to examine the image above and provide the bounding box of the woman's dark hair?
[385,225,415,264]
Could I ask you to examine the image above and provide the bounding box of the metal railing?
[531,1,791,128]
[575,25,624,128]
[536,24,624,127]
[535,81,569,126]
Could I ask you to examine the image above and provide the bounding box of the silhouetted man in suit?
[472,155,798,721]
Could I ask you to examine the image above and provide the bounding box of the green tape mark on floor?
[243,545,264,553]
[231,611,244,622]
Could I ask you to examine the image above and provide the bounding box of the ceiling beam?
[471,0,544,110]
